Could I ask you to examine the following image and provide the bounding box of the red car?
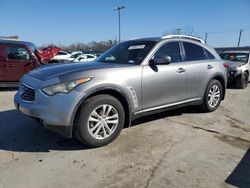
[0,40,60,87]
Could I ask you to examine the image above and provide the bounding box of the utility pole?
[114,6,125,43]
[205,33,208,43]
[237,29,242,47]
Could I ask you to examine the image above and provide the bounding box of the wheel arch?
[210,74,226,100]
[70,87,132,138]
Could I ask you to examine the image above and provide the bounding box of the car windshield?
[220,53,249,64]
[96,40,157,64]
[28,43,39,53]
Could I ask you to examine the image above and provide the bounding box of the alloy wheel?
[207,85,220,108]
[87,104,119,140]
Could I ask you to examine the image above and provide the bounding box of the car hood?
[37,46,61,63]
[28,61,134,81]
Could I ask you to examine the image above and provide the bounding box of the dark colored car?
[0,40,60,87]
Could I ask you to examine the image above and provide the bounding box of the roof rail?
[161,35,205,44]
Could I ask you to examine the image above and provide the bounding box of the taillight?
[223,63,229,69]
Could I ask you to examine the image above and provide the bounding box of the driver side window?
[7,46,31,61]
[154,42,181,63]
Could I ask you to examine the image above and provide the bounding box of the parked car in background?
[15,35,227,147]
[51,51,71,62]
[0,40,60,87]
[220,51,250,89]
[67,51,83,61]
[39,46,61,63]
[73,54,96,62]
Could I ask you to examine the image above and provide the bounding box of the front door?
[142,41,187,110]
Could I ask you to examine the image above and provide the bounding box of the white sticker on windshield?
[128,45,145,50]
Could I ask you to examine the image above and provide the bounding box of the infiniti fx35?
[14,35,227,147]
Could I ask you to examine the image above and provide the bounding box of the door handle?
[207,64,213,69]
[177,67,186,73]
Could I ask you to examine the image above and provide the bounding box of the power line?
[207,28,250,35]
[205,28,250,47]
[242,28,250,31]
[207,29,239,35]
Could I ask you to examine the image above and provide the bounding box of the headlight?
[42,77,92,96]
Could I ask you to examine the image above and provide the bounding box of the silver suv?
[14,35,227,147]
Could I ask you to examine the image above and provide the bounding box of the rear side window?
[154,42,181,63]
[183,42,208,61]
[87,55,94,58]
[79,56,86,60]
[205,49,215,59]
[70,53,81,58]
[6,46,30,61]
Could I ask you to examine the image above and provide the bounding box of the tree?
[39,39,117,53]
[163,26,199,37]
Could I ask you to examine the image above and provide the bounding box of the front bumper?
[14,77,85,138]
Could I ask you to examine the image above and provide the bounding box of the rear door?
[181,41,216,100]
[2,44,34,81]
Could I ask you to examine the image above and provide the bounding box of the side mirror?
[153,55,171,65]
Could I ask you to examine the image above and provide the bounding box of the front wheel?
[201,79,223,112]
[74,95,125,147]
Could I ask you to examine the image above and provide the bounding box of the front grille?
[19,83,35,102]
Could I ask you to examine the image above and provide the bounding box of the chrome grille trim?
[19,83,35,102]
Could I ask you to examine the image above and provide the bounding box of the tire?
[201,79,223,112]
[236,72,248,89]
[74,94,125,147]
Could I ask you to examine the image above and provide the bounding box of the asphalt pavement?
[0,86,249,188]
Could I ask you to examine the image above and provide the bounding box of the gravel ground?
[0,86,249,188]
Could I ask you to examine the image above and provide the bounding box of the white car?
[67,51,83,61]
[52,51,71,62]
[73,54,96,62]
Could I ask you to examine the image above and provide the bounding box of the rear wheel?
[74,95,125,147]
[236,72,248,89]
[201,79,222,112]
